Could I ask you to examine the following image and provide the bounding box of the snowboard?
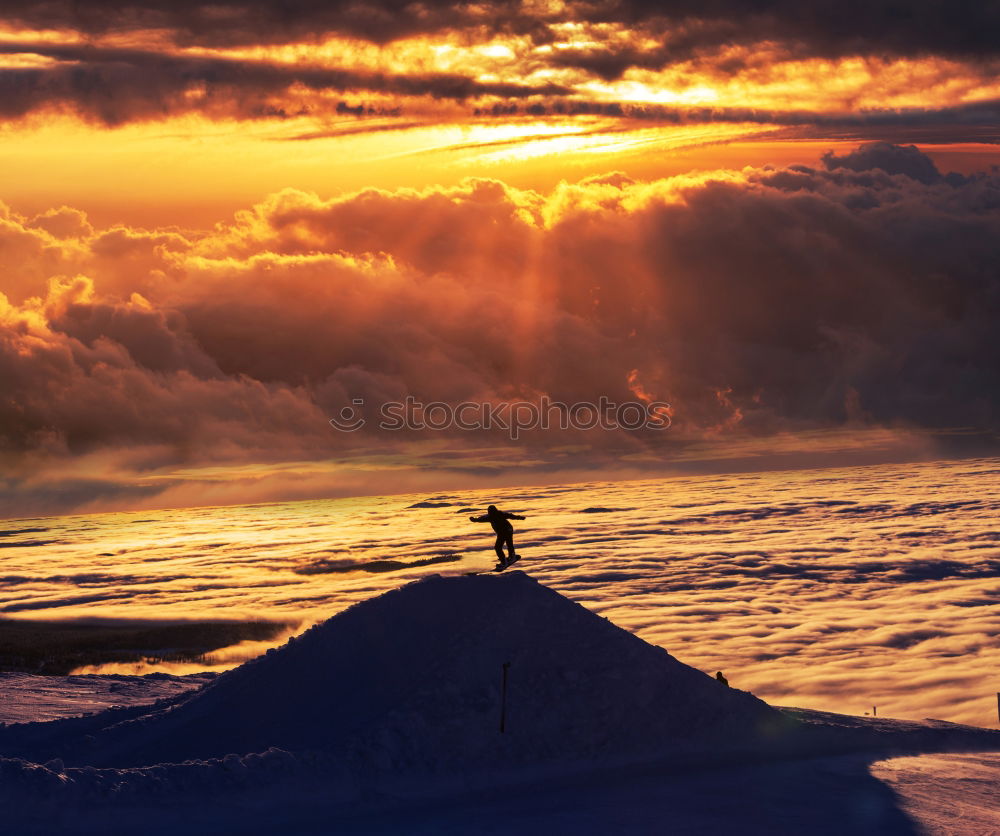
[493,554,521,572]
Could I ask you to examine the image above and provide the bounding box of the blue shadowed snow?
[3,574,1000,834]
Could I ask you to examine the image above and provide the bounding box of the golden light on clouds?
[583,55,1000,111]
[0,112,780,226]
[0,4,995,233]
[1,14,998,128]
[5,12,1000,811]
[0,0,998,517]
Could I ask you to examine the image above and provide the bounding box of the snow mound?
[70,572,784,772]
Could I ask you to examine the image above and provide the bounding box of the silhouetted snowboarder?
[716,671,729,686]
[470,505,525,570]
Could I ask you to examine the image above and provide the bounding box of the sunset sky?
[1,0,999,517]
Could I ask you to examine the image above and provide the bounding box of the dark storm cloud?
[0,4,996,129]
[0,41,568,124]
[3,33,997,132]
[821,142,946,185]
[0,1,535,46]
[484,98,1000,135]
[546,1,1000,78]
[2,1,998,60]
[676,0,1000,59]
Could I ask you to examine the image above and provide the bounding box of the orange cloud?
[0,4,997,138]
[1,143,998,515]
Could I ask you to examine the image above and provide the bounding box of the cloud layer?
[4,0,999,57]
[0,3,998,132]
[1,142,998,513]
[3,455,1000,727]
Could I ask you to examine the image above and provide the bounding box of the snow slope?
[51,571,783,772]
[4,572,1000,834]
[872,753,1000,834]
[0,672,214,725]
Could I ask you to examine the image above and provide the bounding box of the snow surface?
[4,572,784,773]
[872,753,1000,834]
[3,572,1000,834]
[0,672,214,725]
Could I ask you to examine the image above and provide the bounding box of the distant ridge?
[78,572,783,770]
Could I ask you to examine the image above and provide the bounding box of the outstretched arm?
[470,515,490,523]
[505,513,526,520]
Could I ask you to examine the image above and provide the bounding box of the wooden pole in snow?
[500,662,510,733]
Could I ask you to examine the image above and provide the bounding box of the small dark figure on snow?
[715,671,729,687]
[470,504,525,567]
